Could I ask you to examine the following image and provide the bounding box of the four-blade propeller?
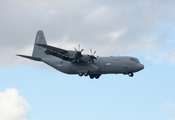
[88,49,97,64]
[74,44,84,62]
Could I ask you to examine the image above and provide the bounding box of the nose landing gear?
[128,73,134,77]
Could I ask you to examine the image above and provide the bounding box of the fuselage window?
[136,59,140,63]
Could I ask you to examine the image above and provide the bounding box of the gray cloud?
[1,0,175,67]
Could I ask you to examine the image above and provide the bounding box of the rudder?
[32,30,49,58]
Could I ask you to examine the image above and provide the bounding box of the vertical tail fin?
[32,30,49,58]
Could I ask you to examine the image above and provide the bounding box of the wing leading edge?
[36,44,68,54]
[36,44,75,62]
[36,44,91,63]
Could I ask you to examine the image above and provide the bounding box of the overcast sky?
[1,0,175,67]
[1,0,175,120]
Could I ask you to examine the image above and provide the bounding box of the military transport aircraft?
[17,30,144,79]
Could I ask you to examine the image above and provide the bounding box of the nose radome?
[140,64,144,70]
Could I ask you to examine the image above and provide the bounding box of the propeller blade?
[74,47,77,51]
[92,59,94,64]
[90,49,92,55]
[81,49,84,52]
[92,56,97,59]
[78,44,80,51]
[93,51,96,55]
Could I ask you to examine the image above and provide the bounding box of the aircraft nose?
[139,64,144,70]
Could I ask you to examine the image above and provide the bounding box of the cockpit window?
[130,58,140,63]
[136,59,140,63]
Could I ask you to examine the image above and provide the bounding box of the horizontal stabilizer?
[17,55,42,61]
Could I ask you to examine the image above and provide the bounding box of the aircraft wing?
[44,49,74,61]
[36,44,68,54]
[36,44,75,62]
[36,44,89,63]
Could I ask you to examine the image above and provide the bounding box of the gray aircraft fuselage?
[17,30,144,79]
[42,56,144,75]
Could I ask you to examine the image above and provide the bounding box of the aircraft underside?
[42,58,138,79]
